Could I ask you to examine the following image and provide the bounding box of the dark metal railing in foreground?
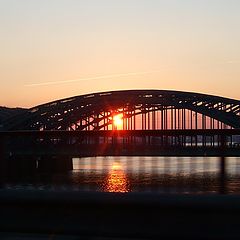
[1,190,240,239]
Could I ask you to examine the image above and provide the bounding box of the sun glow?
[113,114,123,129]
[111,161,122,171]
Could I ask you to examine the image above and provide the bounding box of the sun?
[113,114,123,129]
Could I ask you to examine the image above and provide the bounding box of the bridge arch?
[3,90,240,130]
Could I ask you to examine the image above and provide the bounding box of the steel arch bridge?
[3,90,240,131]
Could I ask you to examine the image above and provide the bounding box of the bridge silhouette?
[2,90,240,131]
[0,90,240,186]
[1,90,240,240]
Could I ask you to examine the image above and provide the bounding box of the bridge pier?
[37,156,73,173]
[219,135,227,194]
[219,156,226,194]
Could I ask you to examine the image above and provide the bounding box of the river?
[2,156,240,194]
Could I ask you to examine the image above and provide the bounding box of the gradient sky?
[0,0,240,108]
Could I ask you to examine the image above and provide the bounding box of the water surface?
[3,156,240,194]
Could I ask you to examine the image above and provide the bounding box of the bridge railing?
[2,130,240,155]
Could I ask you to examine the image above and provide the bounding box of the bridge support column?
[220,156,226,194]
[219,134,227,194]
[38,156,73,173]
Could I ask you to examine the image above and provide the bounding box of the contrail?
[25,70,161,87]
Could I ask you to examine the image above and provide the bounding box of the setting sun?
[113,114,123,129]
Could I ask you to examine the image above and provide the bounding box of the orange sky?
[0,0,240,108]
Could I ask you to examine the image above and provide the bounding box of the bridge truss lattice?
[3,90,240,131]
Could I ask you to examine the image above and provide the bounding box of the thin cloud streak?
[25,71,162,87]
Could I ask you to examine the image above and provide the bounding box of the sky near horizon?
[0,0,240,108]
